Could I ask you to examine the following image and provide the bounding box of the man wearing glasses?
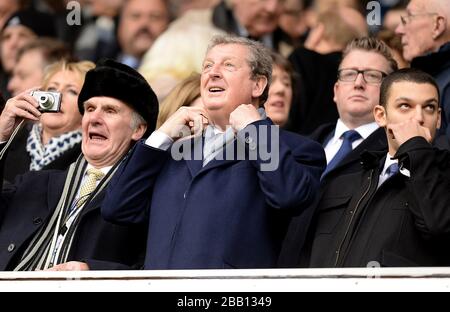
[278,37,398,267]
[395,0,450,146]
[306,68,450,268]
[310,37,398,180]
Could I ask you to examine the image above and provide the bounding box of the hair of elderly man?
[379,68,440,108]
[206,35,273,106]
[342,37,399,74]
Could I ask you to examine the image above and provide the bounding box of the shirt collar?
[85,164,113,177]
[380,153,398,177]
[332,119,379,144]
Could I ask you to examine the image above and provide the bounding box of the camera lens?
[39,94,54,109]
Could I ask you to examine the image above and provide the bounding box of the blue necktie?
[385,163,399,179]
[322,130,361,178]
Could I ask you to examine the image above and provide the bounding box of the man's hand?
[229,104,262,132]
[387,118,432,151]
[45,261,90,271]
[158,107,209,141]
[0,90,41,142]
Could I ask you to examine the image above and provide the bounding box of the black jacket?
[278,125,387,267]
[286,49,342,135]
[0,148,147,271]
[309,137,450,267]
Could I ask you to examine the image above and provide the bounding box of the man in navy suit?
[103,35,325,269]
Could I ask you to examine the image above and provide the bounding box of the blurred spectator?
[265,52,294,127]
[377,28,409,69]
[157,73,202,128]
[1,9,56,73]
[8,38,71,97]
[140,0,288,100]
[0,8,57,98]
[0,0,26,30]
[169,0,220,17]
[395,0,450,145]
[139,13,225,101]
[277,0,309,57]
[74,0,124,61]
[3,60,95,184]
[382,1,407,31]
[116,0,170,69]
[287,6,368,135]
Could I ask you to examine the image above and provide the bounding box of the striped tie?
[77,168,104,208]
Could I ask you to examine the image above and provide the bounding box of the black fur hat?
[78,59,159,136]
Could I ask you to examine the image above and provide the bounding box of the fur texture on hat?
[78,59,159,136]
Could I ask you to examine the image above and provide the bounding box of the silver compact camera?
[31,91,62,113]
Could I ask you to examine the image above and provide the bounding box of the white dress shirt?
[324,120,379,164]
[377,153,410,188]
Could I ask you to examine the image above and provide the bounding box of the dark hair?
[380,68,440,107]
[270,52,295,82]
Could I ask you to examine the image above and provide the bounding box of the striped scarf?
[14,156,120,271]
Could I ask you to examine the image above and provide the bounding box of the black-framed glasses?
[338,69,387,84]
[400,12,438,26]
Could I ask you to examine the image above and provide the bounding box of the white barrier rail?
[1,268,450,291]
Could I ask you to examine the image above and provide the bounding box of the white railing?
[1,268,450,291]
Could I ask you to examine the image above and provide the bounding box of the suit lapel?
[197,137,240,174]
[81,189,106,216]
[46,171,69,213]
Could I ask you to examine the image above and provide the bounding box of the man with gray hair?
[396,0,450,144]
[103,35,325,269]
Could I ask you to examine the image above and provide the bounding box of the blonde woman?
[3,60,95,183]
[156,73,203,128]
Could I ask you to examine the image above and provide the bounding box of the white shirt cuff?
[145,130,173,151]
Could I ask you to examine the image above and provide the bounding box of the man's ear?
[131,123,147,141]
[432,15,446,39]
[437,107,442,129]
[374,105,387,127]
[252,75,268,99]
[333,82,339,105]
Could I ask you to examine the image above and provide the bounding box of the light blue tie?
[385,163,399,179]
[322,130,361,178]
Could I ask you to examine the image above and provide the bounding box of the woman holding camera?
[2,60,95,183]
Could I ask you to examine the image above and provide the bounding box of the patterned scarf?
[14,156,122,271]
[26,123,82,171]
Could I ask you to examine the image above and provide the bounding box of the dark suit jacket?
[278,124,387,267]
[0,153,147,271]
[3,124,82,184]
[309,137,450,267]
[103,119,325,269]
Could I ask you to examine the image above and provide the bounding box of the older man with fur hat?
[0,59,158,271]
